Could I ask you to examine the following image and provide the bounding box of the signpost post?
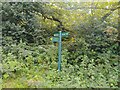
[58,31,62,71]
[51,31,69,71]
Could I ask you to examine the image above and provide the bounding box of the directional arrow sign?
[54,32,69,37]
[51,37,59,42]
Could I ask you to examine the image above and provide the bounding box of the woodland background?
[1,1,120,88]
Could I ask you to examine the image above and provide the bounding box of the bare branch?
[65,5,120,11]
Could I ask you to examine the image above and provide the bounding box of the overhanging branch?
[65,5,120,11]
[41,14,70,32]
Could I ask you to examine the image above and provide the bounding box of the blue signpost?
[51,31,69,71]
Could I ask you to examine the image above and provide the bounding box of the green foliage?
[1,2,119,88]
[2,42,118,88]
[2,2,49,45]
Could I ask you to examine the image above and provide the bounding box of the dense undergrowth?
[2,39,119,88]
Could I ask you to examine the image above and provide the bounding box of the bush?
[2,40,119,88]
